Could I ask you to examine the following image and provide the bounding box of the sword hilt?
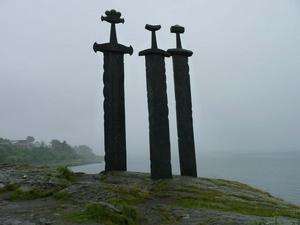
[101,9,124,44]
[170,25,185,49]
[145,24,161,49]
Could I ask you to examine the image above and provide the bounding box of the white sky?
[0,0,299,157]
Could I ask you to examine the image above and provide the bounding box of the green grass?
[161,207,180,225]
[98,172,108,181]
[101,175,300,219]
[0,183,19,193]
[66,182,145,224]
[250,218,300,225]
[9,188,52,200]
[150,180,172,197]
[66,202,139,225]
[208,178,272,197]
[56,166,75,182]
[53,191,72,201]
[171,185,300,218]
[103,183,150,205]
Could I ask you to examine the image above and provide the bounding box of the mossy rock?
[66,202,139,225]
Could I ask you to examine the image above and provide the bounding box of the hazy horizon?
[1,0,299,156]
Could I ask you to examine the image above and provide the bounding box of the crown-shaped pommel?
[101,9,124,24]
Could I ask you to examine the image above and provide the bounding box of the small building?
[11,136,35,147]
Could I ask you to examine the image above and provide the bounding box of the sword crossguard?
[170,25,185,49]
[101,9,124,24]
[145,24,161,49]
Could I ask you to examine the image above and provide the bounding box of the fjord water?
[70,152,300,205]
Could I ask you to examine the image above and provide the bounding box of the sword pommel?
[145,24,161,32]
[101,9,124,24]
[171,25,185,34]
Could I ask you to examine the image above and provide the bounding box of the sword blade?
[172,55,197,177]
[145,54,172,179]
[103,52,127,171]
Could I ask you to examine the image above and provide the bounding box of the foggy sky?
[0,0,299,158]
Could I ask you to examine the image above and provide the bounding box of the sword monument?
[167,25,197,177]
[139,24,172,179]
[93,10,133,171]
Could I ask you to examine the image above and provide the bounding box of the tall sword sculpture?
[139,25,172,179]
[93,10,133,171]
[167,25,197,177]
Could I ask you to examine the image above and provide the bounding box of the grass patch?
[53,191,72,201]
[209,178,272,197]
[57,166,75,182]
[9,188,51,200]
[103,184,150,205]
[161,207,180,225]
[145,179,300,219]
[56,177,72,189]
[66,202,139,225]
[250,218,300,225]
[172,186,300,218]
[150,180,171,197]
[98,172,108,181]
[0,183,19,193]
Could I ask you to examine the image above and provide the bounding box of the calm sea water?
[70,152,300,205]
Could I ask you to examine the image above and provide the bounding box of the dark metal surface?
[93,10,133,171]
[167,25,197,177]
[139,24,172,179]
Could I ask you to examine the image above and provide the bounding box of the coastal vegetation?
[0,137,103,166]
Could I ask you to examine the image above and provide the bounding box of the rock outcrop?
[0,164,299,225]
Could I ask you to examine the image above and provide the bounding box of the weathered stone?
[0,219,36,225]
[0,182,5,189]
[0,165,299,225]
[18,185,32,192]
[39,218,54,225]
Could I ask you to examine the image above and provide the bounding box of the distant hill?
[0,137,103,166]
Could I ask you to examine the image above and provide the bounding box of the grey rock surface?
[0,165,299,225]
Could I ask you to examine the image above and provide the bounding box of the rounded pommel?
[145,24,161,32]
[101,9,124,24]
[171,25,185,34]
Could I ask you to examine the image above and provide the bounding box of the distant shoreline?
[0,158,104,168]
[66,160,103,167]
